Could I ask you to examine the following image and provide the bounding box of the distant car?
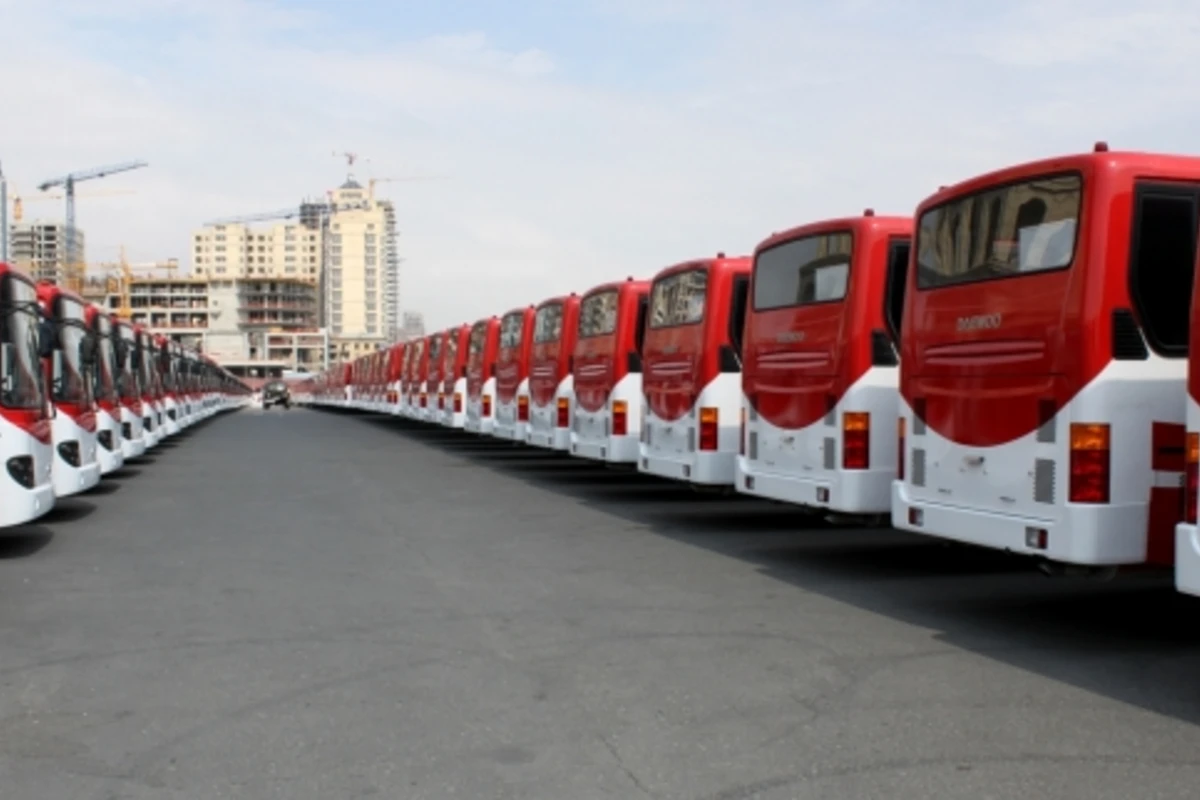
[262,380,291,409]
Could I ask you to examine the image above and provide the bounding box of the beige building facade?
[10,221,85,283]
[191,221,321,282]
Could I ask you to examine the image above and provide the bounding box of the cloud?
[3,0,1200,329]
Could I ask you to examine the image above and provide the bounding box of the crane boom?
[37,160,148,192]
[204,200,368,227]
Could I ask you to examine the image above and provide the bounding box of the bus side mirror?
[0,343,13,394]
[80,333,98,366]
[37,318,56,360]
[634,296,648,357]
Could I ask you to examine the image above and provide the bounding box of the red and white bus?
[438,324,471,428]
[894,145,1200,573]
[737,213,912,517]
[639,254,751,485]
[85,304,125,474]
[404,336,429,419]
[37,282,102,496]
[0,265,55,524]
[386,342,405,414]
[1177,221,1200,595]
[492,305,537,442]
[527,293,581,451]
[157,336,182,437]
[135,326,162,449]
[570,278,651,463]
[464,316,501,435]
[113,319,147,459]
[426,330,450,421]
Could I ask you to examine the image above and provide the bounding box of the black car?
[262,380,291,409]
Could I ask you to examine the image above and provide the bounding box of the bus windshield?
[916,173,1083,290]
[500,312,524,351]
[444,331,459,373]
[428,334,443,372]
[534,303,563,344]
[468,322,486,366]
[53,296,91,407]
[754,232,852,310]
[0,274,44,410]
[579,290,618,338]
[649,268,708,329]
[118,326,139,400]
[93,315,117,402]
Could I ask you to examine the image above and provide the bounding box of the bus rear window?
[579,290,618,338]
[428,334,442,366]
[468,322,486,358]
[649,268,707,329]
[916,173,1082,290]
[533,303,563,344]
[445,332,459,368]
[500,312,524,350]
[753,232,852,310]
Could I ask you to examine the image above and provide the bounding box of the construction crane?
[204,198,369,227]
[37,160,148,292]
[12,187,137,224]
[367,175,448,201]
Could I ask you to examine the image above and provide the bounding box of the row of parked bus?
[0,263,250,529]
[299,144,1200,598]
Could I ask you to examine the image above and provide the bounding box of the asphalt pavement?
[2,407,1200,799]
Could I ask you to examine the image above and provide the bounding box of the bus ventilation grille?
[823,437,836,470]
[911,448,926,487]
[687,427,695,452]
[1034,458,1056,504]
[871,329,899,367]
[748,432,758,460]
[1111,309,1149,360]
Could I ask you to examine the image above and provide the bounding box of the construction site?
[0,154,429,382]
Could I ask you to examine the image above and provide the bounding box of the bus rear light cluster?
[897,417,906,481]
[518,395,529,422]
[1025,526,1049,550]
[699,407,718,451]
[482,395,492,417]
[1187,432,1199,524]
[1068,423,1110,504]
[419,394,427,408]
[556,397,570,428]
[612,400,628,436]
[842,412,870,470]
[454,393,463,413]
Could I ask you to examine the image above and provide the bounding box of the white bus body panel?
[570,372,642,464]
[0,415,54,526]
[119,404,147,460]
[528,374,574,451]
[441,378,468,429]
[94,407,125,475]
[50,411,101,497]
[492,377,530,442]
[640,372,740,485]
[1177,394,1200,595]
[162,396,181,437]
[893,358,1182,565]
[736,366,897,512]
[464,377,497,435]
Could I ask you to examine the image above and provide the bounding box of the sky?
[3,0,1200,330]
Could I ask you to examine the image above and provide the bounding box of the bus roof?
[652,254,751,281]
[754,213,911,257]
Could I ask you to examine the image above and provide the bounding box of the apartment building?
[9,221,85,283]
[191,221,321,282]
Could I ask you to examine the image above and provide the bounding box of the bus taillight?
[482,395,492,417]
[739,407,746,456]
[1069,423,1110,504]
[557,397,569,427]
[518,395,529,422]
[1187,432,1198,523]
[420,393,427,408]
[454,393,463,413]
[699,407,718,451]
[612,400,628,436]
[842,412,869,470]
[897,416,905,481]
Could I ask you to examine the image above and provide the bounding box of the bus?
[0,265,55,524]
[570,277,651,463]
[737,212,912,518]
[37,282,102,496]
[113,319,147,459]
[640,254,751,486]
[426,330,449,421]
[894,144,1200,573]
[386,342,405,414]
[464,316,501,435]
[492,305,537,443]
[438,324,471,428]
[527,294,581,451]
[135,326,162,449]
[1178,227,1200,595]
[85,305,125,474]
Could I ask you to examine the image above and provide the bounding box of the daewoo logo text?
[956,313,1002,332]
[775,331,805,343]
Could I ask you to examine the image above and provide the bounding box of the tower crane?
[367,175,448,200]
[203,197,370,227]
[12,187,137,223]
[37,160,148,291]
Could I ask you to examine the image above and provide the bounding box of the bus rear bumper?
[571,435,638,464]
[1176,523,1200,595]
[492,420,528,442]
[891,480,1148,565]
[640,450,734,485]
[528,427,570,451]
[735,462,890,513]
